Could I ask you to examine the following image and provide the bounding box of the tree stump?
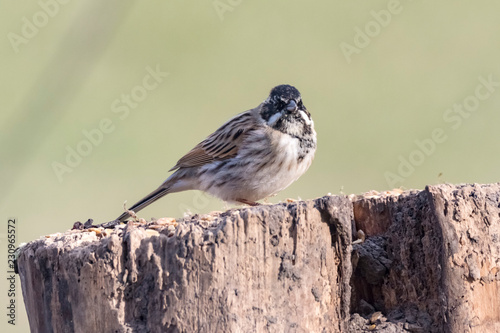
[18,196,352,333]
[350,183,500,332]
[17,184,500,332]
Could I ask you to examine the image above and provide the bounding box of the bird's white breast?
[196,126,316,203]
[236,128,315,201]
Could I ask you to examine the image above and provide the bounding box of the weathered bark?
[18,184,500,332]
[351,183,500,333]
[18,196,352,333]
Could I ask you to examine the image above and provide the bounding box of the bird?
[116,84,316,222]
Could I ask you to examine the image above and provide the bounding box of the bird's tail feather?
[117,186,171,222]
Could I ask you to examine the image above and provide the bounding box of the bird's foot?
[237,198,260,206]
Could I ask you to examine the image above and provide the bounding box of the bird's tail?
[116,186,171,222]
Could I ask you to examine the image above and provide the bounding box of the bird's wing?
[168,109,258,171]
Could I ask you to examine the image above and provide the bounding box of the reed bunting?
[117,84,316,221]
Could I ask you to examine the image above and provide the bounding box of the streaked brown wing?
[168,110,256,171]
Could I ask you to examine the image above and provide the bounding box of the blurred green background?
[1,1,500,330]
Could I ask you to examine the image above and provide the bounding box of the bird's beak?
[286,100,298,112]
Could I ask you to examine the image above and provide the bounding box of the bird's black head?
[269,84,302,104]
[260,84,313,137]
